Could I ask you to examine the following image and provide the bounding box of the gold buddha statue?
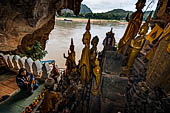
[118,0,146,56]
[120,11,152,76]
[79,19,91,84]
[69,38,76,65]
[90,36,101,95]
[64,38,76,75]
[127,11,153,68]
[91,58,101,96]
[90,36,99,67]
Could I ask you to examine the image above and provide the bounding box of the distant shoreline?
[56,17,128,24]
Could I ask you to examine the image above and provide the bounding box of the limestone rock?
[0,0,83,52]
[90,74,128,113]
[102,51,123,74]
[146,34,170,93]
[151,0,170,29]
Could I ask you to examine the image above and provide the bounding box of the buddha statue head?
[136,0,146,10]
[139,11,153,36]
[91,36,99,47]
[82,19,91,46]
[70,38,75,52]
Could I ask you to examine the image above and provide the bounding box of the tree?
[19,41,48,61]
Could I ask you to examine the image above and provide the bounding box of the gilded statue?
[64,38,76,75]
[146,23,170,92]
[127,11,153,68]
[120,11,152,76]
[90,36,101,95]
[91,58,101,96]
[90,36,99,67]
[79,19,91,84]
[118,0,146,56]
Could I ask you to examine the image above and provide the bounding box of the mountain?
[104,9,153,20]
[105,9,133,20]
[79,4,92,14]
[60,6,153,21]
[84,8,154,20]
[84,9,133,20]
[106,9,132,14]
[61,4,92,15]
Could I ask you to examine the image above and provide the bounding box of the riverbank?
[56,17,128,24]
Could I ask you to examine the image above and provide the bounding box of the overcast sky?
[82,0,158,13]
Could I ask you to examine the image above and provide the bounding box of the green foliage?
[60,7,154,21]
[115,43,118,49]
[19,41,48,61]
[31,41,48,61]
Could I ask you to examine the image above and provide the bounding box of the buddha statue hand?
[63,53,67,59]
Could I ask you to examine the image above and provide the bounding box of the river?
[44,18,127,68]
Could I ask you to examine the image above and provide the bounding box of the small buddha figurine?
[91,58,101,96]
[64,38,76,75]
[68,38,76,64]
[120,11,152,76]
[79,19,91,84]
[118,0,146,56]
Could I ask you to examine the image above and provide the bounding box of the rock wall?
[151,0,170,28]
[146,34,170,93]
[0,0,83,52]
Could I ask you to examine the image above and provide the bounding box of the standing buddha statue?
[118,0,146,56]
[90,36,101,95]
[91,58,101,96]
[64,38,76,75]
[79,19,91,84]
[90,36,99,68]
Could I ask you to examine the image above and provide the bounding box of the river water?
[44,19,127,68]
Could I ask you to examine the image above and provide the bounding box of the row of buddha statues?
[117,0,170,93]
[63,19,101,96]
[62,0,170,99]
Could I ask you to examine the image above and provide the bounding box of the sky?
[82,0,158,13]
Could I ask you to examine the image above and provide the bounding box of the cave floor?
[0,71,17,82]
[0,84,44,113]
[0,73,18,100]
[0,70,45,113]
